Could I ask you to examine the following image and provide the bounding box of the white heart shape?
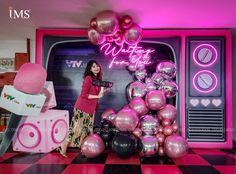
[201,99,210,106]
[190,99,199,106]
[212,99,222,107]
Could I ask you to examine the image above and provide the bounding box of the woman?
[58,60,106,157]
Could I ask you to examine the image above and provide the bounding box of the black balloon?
[100,130,114,142]
[111,132,137,159]
[101,119,114,131]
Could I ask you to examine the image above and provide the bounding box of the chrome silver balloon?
[160,81,178,98]
[145,78,152,83]
[140,115,159,135]
[151,73,165,88]
[156,61,177,79]
[127,81,146,101]
[135,69,147,81]
[139,135,159,157]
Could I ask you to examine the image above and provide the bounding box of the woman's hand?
[97,87,104,98]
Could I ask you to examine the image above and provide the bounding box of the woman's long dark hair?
[83,60,102,80]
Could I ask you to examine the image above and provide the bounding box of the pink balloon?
[158,146,165,156]
[114,108,139,131]
[120,15,133,29]
[81,134,105,158]
[165,135,188,158]
[128,63,137,72]
[101,108,115,121]
[156,133,165,145]
[90,17,97,29]
[172,123,179,133]
[124,23,142,45]
[145,90,166,110]
[163,125,173,136]
[96,10,119,35]
[129,97,148,117]
[133,128,142,138]
[13,63,47,94]
[161,118,172,127]
[88,27,105,45]
[157,104,177,122]
[158,125,164,133]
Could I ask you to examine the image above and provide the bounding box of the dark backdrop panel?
[43,37,180,127]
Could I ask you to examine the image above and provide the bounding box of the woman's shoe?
[56,147,68,158]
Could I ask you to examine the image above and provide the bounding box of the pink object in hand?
[13,63,47,94]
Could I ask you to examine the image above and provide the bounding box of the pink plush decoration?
[13,63,47,94]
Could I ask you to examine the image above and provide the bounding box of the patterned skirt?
[66,108,95,147]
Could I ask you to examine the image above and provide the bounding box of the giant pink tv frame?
[36,29,232,148]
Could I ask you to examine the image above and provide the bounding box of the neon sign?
[100,42,155,69]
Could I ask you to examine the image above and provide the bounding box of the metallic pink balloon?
[120,15,133,29]
[81,134,105,158]
[158,125,164,133]
[172,123,179,133]
[164,135,188,158]
[136,63,145,70]
[145,82,157,92]
[133,128,142,138]
[145,90,166,110]
[124,23,142,45]
[96,10,119,35]
[114,108,139,131]
[156,133,165,145]
[90,17,97,29]
[129,97,148,117]
[156,61,177,79]
[158,146,165,156]
[88,27,105,45]
[128,63,137,72]
[163,125,174,136]
[161,118,172,127]
[101,108,116,121]
[157,104,177,122]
